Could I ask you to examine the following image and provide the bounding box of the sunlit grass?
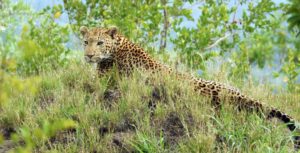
[0,60,299,152]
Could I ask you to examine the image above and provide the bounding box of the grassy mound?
[0,61,299,153]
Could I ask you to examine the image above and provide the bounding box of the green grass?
[0,60,299,153]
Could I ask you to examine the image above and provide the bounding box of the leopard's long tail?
[236,96,300,150]
[192,78,299,150]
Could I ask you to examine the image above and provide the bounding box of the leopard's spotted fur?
[80,26,300,150]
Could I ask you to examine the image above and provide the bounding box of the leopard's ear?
[106,27,118,39]
[80,26,88,36]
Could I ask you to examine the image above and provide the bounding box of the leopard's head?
[80,26,118,63]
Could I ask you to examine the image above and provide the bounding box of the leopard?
[79,26,300,150]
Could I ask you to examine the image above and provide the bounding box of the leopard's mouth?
[97,58,114,69]
[96,56,114,64]
[98,57,114,63]
[96,57,115,74]
[85,55,113,63]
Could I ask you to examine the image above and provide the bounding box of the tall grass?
[0,60,299,153]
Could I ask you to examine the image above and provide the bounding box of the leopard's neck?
[113,37,172,74]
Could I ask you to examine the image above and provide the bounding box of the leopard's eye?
[97,41,104,46]
[84,41,88,45]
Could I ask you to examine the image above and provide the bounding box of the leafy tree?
[0,0,30,72]
[61,0,299,92]
[286,0,300,36]
[62,0,193,52]
[17,6,71,74]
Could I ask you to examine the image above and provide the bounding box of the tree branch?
[204,33,232,50]
[159,0,169,52]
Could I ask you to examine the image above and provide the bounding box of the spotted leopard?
[80,26,300,150]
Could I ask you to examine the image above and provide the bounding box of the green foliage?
[280,47,300,91]
[0,2,73,151]
[160,0,279,70]
[286,0,300,35]
[17,8,70,74]
[12,119,77,153]
[61,0,299,92]
[63,0,194,50]
[0,69,40,106]
[0,1,71,75]
[1,0,299,90]
[0,0,30,72]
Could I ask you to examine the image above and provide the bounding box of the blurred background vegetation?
[1,0,299,91]
[0,0,299,152]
